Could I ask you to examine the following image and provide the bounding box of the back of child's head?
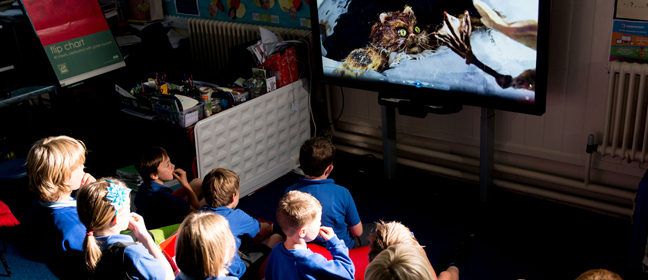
[134,146,169,181]
[575,269,623,280]
[26,135,87,203]
[176,212,236,278]
[276,190,322,236]
[368,221,421,262]
[76,178,132,273]
[365,243,434,280]
[202,167,239,208]
[299,136,336,177]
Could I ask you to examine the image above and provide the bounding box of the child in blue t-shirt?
[199,168,283,280]
[265,190,354,280]
[286,137,365,249]
[26,136,97,279]
[174,212,239,280]
[134,147,206,229]
[77,178,174,280]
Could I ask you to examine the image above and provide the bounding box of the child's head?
[365,243,435,280]
[202,168,239,208]
[76,178,132,273]
[26,135,88,203]
[276,190,322,240]
[176,212,236,279]
[135,147,173,182]
[575,269,623,280]
[299,137,336,177]
[368,221,420,262]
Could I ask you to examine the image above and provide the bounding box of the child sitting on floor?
[199,167,283,280]
[286,136,367,249]
[134,146,205,229]
[365,243,436,280]
[77,178,174,280]
[27,135,96,279]
[368,221,471,280]
[174,212,238,280]
[264,190,354,280]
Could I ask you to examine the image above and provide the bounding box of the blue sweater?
[31,198,87,279]
[286,178,361,248]
[264,236,355,280]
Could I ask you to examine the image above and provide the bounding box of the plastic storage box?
[152,97,203,128]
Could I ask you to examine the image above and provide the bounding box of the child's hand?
[128,213,150,240]
[319,226,336,241]
[80,173,96,188]
[173,168,190,185]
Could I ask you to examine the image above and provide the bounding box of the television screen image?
[311,0,549,115]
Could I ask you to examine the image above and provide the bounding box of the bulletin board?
[164,0,311,29]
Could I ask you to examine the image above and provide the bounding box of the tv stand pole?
[381,104,397,179]
[480,108,495,202]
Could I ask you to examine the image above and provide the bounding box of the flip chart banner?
[22,0,125,86]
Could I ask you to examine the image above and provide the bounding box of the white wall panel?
[195,79,311,196]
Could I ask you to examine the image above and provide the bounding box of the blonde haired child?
[264,190,354,280]
[27,135,96,279]
[368,221,420,262]
[77,178,173,280]
[575,269,623,280]
[174,212,238,280]
[365,243,436,280]
[366,221,462,280]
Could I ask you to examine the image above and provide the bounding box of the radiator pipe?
[585,134,598,186]
[324,87,634,213]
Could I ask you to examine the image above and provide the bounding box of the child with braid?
[77,178,174,280]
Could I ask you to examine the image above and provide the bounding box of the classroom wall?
[326,0,643,204]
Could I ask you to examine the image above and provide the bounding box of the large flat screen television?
[309,0,550,116]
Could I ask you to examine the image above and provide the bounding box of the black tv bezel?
[308,0,551,116]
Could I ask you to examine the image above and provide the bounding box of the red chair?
[0,200,20,277]
[158,233,179,274]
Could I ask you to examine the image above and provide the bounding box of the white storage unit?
[194,79,311,196]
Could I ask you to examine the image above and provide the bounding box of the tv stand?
[379,94,494,202]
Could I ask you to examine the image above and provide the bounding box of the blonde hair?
[76,178,130,274]
[202,168,239,208]
[575,269,623,280]
[365,243,435,280]
[276,191,322,236]
[26,136,87,202]
[368,221,421,262]
[175,212,236,278]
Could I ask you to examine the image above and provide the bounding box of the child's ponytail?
[82,230,102,273]
[76,178,130,273]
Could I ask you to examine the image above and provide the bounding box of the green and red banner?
[22,0,125,86]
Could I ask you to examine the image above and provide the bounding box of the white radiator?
[194,79,311,196]
[187,18,311,73]
[601,61,648,162]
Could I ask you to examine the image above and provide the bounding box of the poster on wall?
[166,0,311,29]
[610,19,648,63]
[21,0,125,86]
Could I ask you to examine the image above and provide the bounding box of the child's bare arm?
[348,222,363,237]
[129,213,175,280]
[173,169,201,211]
[257,221,273,237]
